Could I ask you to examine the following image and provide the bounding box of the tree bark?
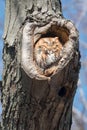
[1,0,80,130]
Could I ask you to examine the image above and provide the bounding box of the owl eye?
[39,46,42,48]
[52,41,55,44]
[45,50,48,54]
[44,42,48,44]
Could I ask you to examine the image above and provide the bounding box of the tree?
[1,0,80,130]
[62,1,87,129]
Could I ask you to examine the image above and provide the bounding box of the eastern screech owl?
[34,37,63,70]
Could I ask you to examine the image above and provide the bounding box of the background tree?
[1,0,80,130]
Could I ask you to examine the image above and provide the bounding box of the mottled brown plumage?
[34,37,63,71]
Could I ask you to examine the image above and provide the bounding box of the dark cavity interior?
[41,25,69,45]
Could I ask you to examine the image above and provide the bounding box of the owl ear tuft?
[55,37,59,41]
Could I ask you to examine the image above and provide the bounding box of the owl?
[34,37,63,71]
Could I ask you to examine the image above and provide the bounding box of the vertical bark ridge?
[37,0,42,9]
[3,0,62,46]
[27,0,33,10]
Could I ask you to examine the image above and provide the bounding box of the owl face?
[34,37,63,70]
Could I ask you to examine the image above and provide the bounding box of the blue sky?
[0,0,5,80]
[0,0,87,114]
[0,0,5,114]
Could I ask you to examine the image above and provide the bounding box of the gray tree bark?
[1,0,80,130]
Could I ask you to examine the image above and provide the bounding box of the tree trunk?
[1,0,80,130]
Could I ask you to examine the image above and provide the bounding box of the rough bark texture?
[1,0,80,130]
